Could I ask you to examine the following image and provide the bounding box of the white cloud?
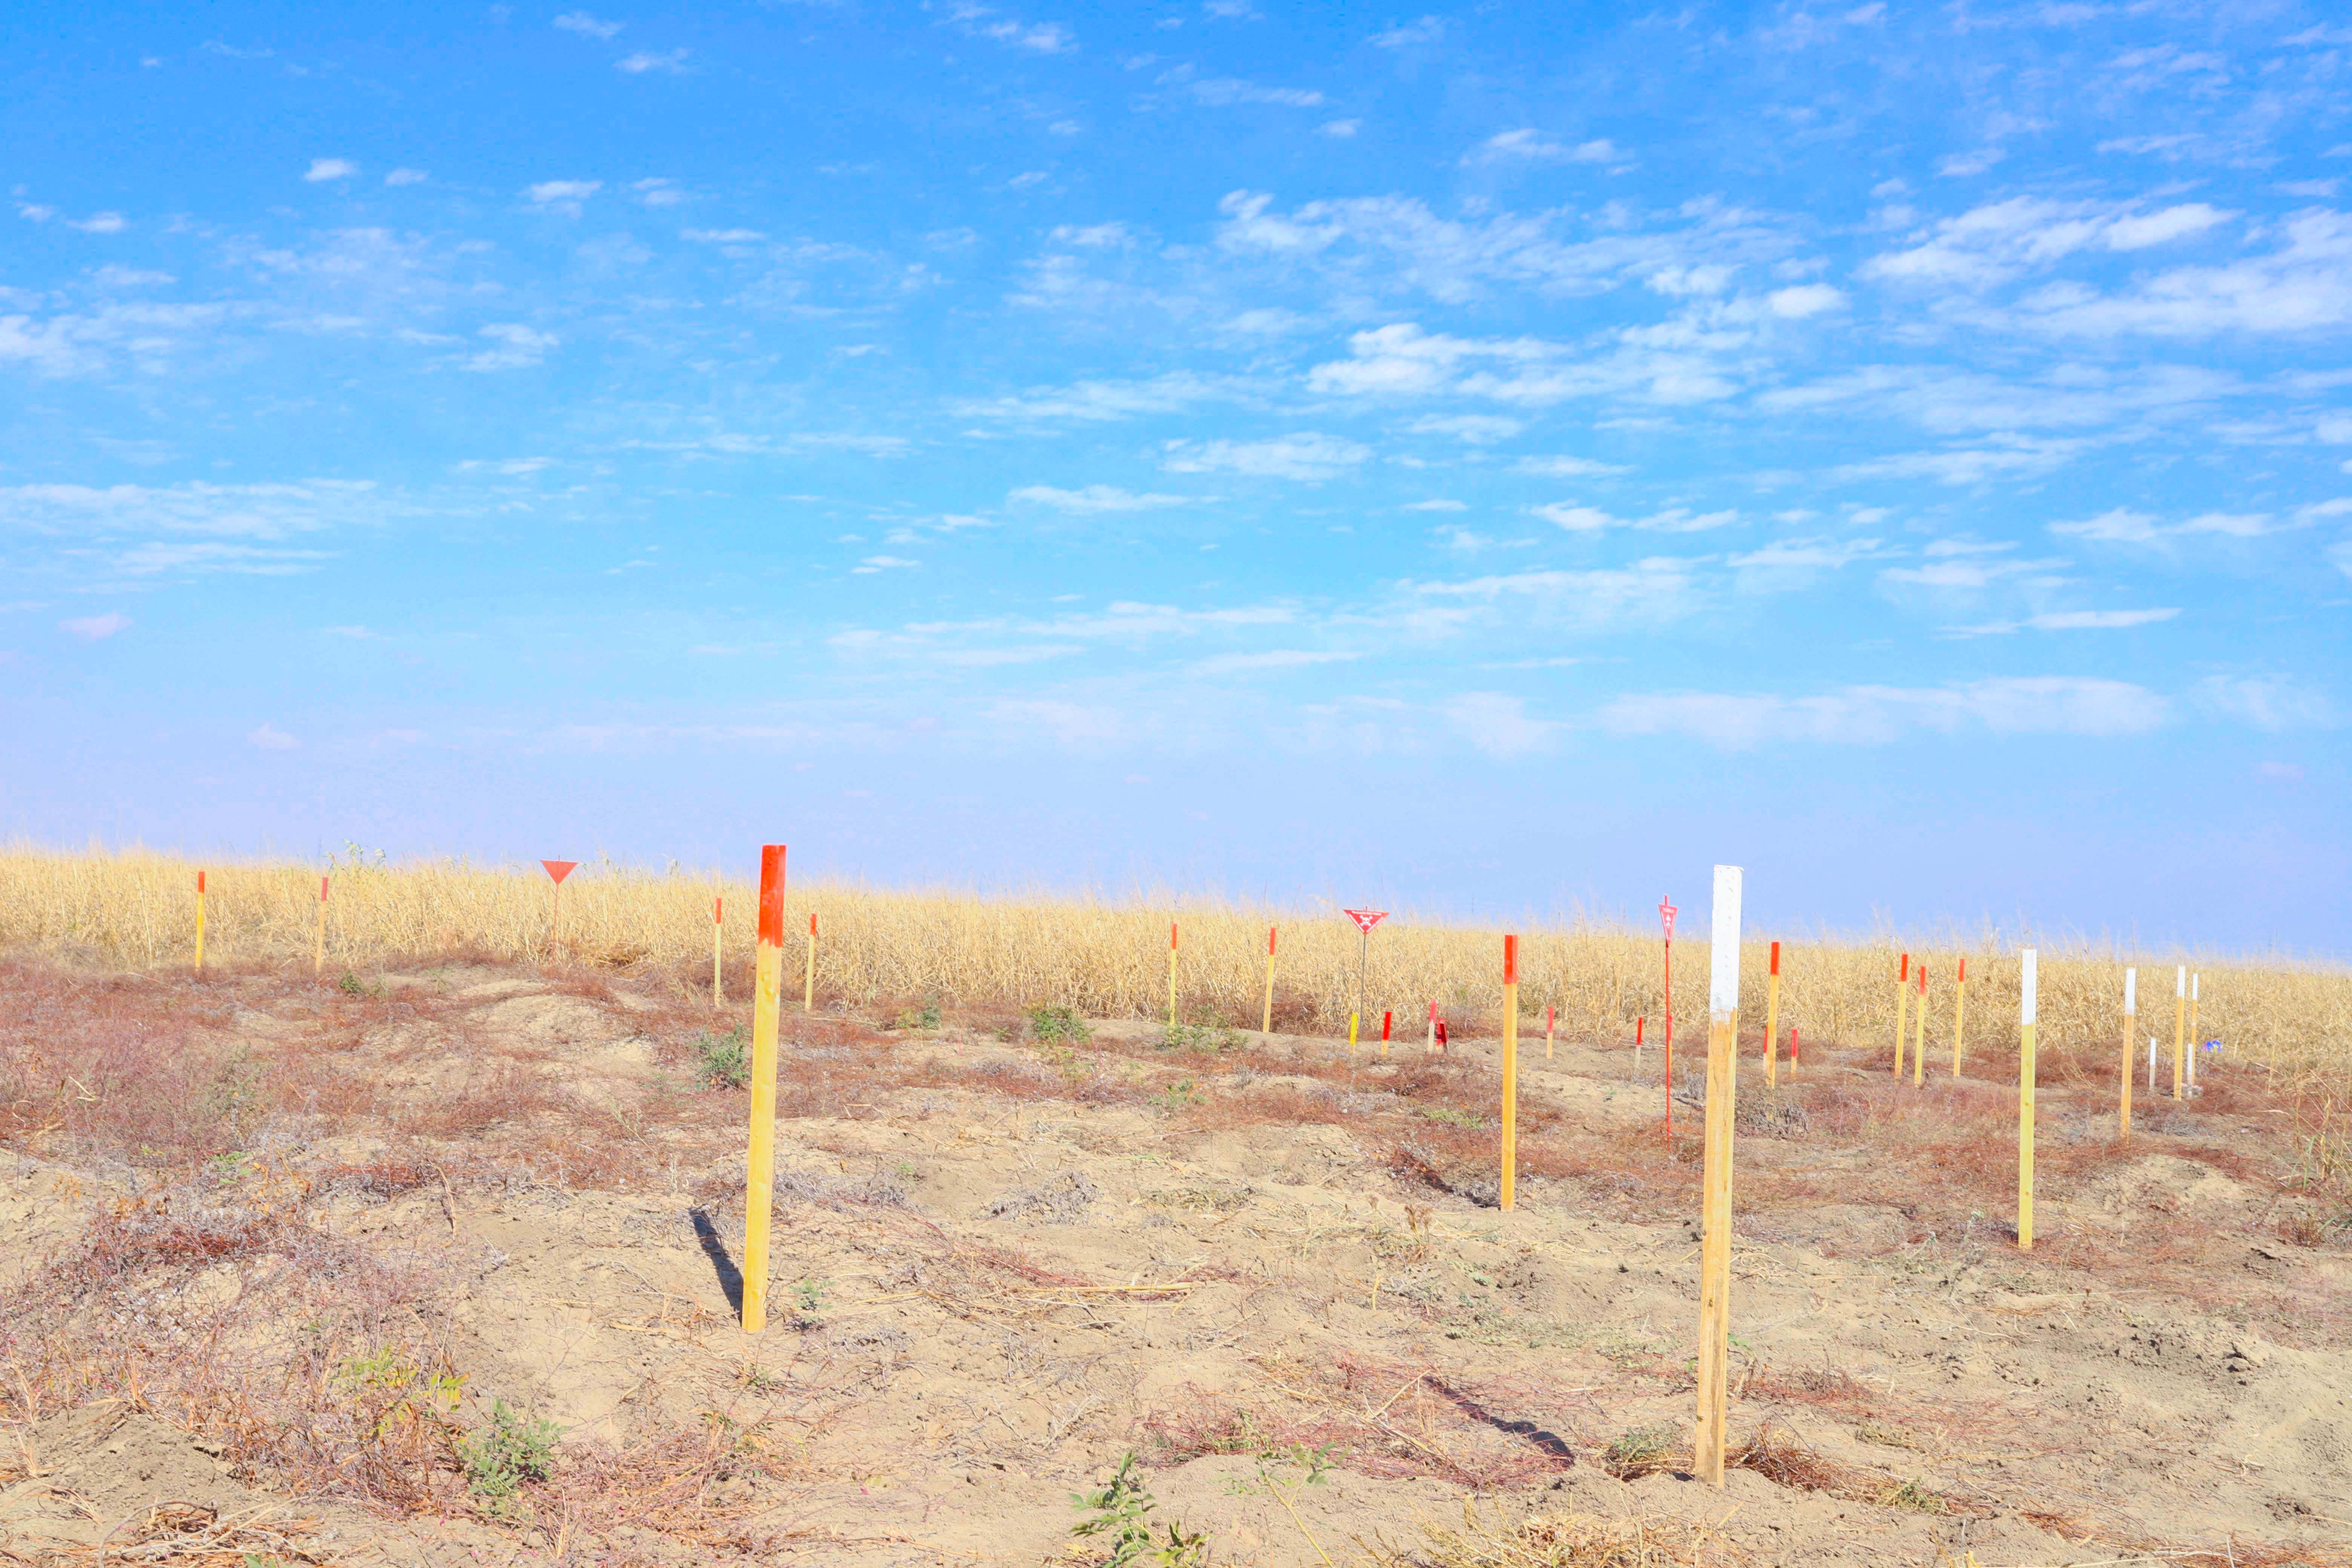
[303,158,358,182]
[247,723,301,750]
[1371,15,1443,47]
[1406,499,1468,511]
[67,213,127,234]
[1188,78,1324,107]
[60,611,131,640]
[946,5,1075,53]
[1161,431,1369,480]
[464,323,557,371]
[384,168,429,186]
[1405,413,1523,444]
[633,177,683,207]
[1948,607,2180,635]
[2048,507,2322,544]
[2332,540,2352,582]
[1862,198,2233,291]
[1531,502,1738,532]
[2016,210,2352,338]
[617,48,688,73]
[1600,677,2169,748]
[1320,119,1359,138]
[851,555,920,573]
[1514,455,1628,477]
[1470,130,1626,167]
[1191,649,1363,675]
[2193,675,2339,731]
[1766,283,1844,318]
[1402,559,1699,636]
[1009,484,1194,512]
[526,179,602,212]
[1445,693,1557,758]
[952,371,1260,426]
[682,228,765,243]
[554,11,625,38]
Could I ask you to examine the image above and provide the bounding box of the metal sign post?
[1342,908,1388,1044]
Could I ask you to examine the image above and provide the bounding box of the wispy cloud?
[60,612,132,640]
[464,323,558,371]
[1468,130,1627,167]
[1161,432,1369,480]
[1009,484,1195,512]
[616,49,688,73]
[554,11,625,38]
[1600,677,2170,748]
[1947,607,2181,635]
[303,158,358,181]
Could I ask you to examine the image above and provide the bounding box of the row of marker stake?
[187,851,2199,1495]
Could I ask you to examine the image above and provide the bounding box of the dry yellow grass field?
[5,844,2346,1080]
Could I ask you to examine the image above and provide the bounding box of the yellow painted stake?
[2172,965,2186,1099]
[743,845,786,1333]
[2019,948,2038,1251]
[804,911,817,1013]
[313,875,328,977]
[712,896,724,1009]
[1764,940,1780,1088]
[1893,952,1909,1078]
[1545,1004,1555,1061]
[1913,964,1927,1087]
[1694,864,1743,1488]
[1952,957,1968,1077]
[2119,967,2136,1141]
[1349,1012,1359,1051]
[193,871,207,974]
[1261,926,1277,1034]
[1499,935,1519,1213]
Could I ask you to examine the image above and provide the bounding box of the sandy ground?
[3,961,2350,1566]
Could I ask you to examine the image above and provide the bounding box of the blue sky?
[4,1,2349,952]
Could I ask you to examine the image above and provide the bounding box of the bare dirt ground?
[4,955,2351,1567]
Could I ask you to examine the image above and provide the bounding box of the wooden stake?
[2119,967,2135,1140]
[1545,1004,1555,1061]
[194,871,207,974]
[1789,1024,1799,1069]
[2172,965,2186,1100]
[1764,941,1780,1088]
[743,844,786,1333]
[1425,998,1436,1055]
[1500,934,1518,1213]
[2018,948,2037,1251]
[712,896,724,1009]
[804,911,817,1013]
[1694,864,1743,1488]
[1893,952,1909,1078]
[1349,1012,1359,1051]
[1634,1014,1644,1075]
[314,875,328,977]
[2188,973,2200,1089]
[1167,922,1179,1027]
[1382,1010,1392,1050]
[1952,957,1968,1077]
[1261,926,1277,1034]
[1913,962,1927,1087]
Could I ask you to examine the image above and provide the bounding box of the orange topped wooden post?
[194,871,208,974]
[1764,940,1781,1087]
[1893,952,1909,1077]
[1499,934,1519,1213]
[712,896,724,1009]
[1951,957,1969,1076]
[1167,921,1179,1027]
[1261,925,1277,1034]
[1913,961,1928,1087]
[743,845,786,1332]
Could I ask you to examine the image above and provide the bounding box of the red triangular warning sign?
[541,860,578,884]
[1343,908,1388,935]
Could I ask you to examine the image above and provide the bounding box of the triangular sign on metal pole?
[542,860,578,885]
[1343,908,1388,935]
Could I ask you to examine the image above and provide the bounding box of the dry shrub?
[1372,1502,1734,1568]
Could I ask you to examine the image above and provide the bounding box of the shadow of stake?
[690,1207,744,1316]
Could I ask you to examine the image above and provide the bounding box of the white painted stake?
[2120,968,2136,1140]
[1693,864,1743,1488]
[2018,948,2038,1251]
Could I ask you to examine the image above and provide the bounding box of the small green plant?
[1027,1004,1092,1044]
[1416,1104,1485,1129]
[1069,1452,1208,1567]
[1244,1443,1337,1566]
[1876,1478,1949,1514]
[1603,1423,1681,1478]
[1156,1076,1202,1112]
[893,1001,943,1031]
[457,1400,558,1508]
[335,1345,463,1440]
[334,970,384,998]
[788,1276,829,1329]
[691,1026,750,1089]
[1040,1043,1094,1088]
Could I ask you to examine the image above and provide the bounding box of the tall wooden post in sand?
[2119,968,2136,1140]
[1694,865,1743,1487]
[2018,948,2038,1251]
[743,845,786,1333]
[1499,935,1519,1213]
